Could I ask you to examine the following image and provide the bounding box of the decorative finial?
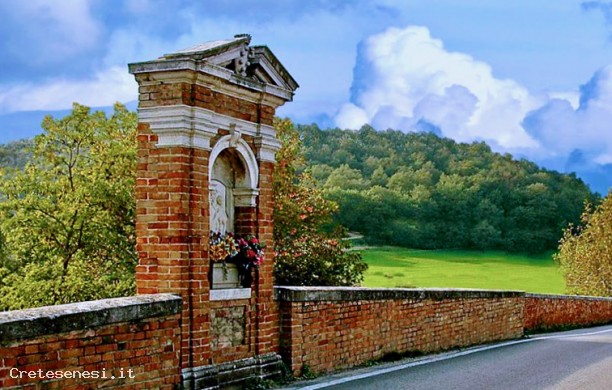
[234,34,252,45]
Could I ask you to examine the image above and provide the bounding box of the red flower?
[209,232,264,268]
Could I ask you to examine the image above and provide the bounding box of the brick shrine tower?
[128,34,298,388]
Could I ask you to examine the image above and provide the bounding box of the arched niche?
[209,132,260,291]
[209,132,260,234]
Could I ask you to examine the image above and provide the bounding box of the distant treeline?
[0,126,597,254]
[0,139,31,169]
[298,124,598,253]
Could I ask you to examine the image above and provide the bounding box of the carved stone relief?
[210,306,246,349]
[209,180,230,234]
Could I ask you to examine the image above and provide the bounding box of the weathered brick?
[524,294,612,331]
[0,296,181,389]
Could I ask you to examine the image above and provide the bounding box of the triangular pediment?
[163,34,299,92]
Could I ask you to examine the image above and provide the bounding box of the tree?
[273,118,367,286]
[0,103,137,310]
[555,194,612,297]
[324,164,369,190]
[370,166,388,187]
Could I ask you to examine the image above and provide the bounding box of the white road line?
[533,327,612,340]
[291,326,612,390]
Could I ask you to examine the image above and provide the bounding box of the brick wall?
[2,289,611,388]
[277,287,524,375]
[0,294,181,389]
[524,293,612,331]
[138,83,275,125]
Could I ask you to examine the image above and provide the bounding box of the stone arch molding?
[209,128,260,209]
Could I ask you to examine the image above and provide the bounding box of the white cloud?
[335,26,542,149]
[523,65,612,165]
[547,91,580,109]
[335,103,371,129]
[0,67,137,113]
[335,25,612,192]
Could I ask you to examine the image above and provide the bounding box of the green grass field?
[360,247,565,294]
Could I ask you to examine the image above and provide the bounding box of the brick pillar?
[129,35,297,387]
[255,160,279,355]
[135,123,211,368]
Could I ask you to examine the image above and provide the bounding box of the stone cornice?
[254,135,282,162]
[250,45,299,91]
[129,59,293,104]
[138,105,217,150]
[138,105,282,162]
[234,188,260,207]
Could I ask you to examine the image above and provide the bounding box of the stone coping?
[0,294,182,345]
[275,287,524,302]
[525,293,612,302]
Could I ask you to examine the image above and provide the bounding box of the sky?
[1,0,612,194]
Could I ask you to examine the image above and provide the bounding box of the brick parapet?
[524,293,612,331]
[0,295,182,389]
[276,287,525,375]
[4,288,612,388]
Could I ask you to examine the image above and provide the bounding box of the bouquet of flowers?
[209,232,265,287]
[209,231,238,262]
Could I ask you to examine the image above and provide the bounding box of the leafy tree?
[324,164,369,190]
[309,164,334,184]
[0,103,137,310]
[388,167,417,193]
[370,166,388,187]
[555,194,612,297]
[273,118,367,286]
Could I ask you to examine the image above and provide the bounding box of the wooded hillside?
[298,124,597,253]
[0,123,597,255]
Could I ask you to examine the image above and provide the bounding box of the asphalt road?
[292,325,612,390]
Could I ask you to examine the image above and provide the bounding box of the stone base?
[182,353,283,389]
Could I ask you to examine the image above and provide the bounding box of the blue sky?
[1,0,612,193]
